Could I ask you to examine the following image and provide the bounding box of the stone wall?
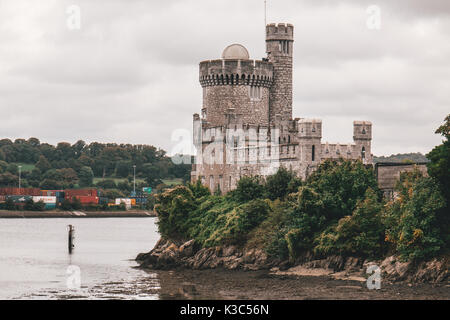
[202,85,270,127]
[375,163,428,197]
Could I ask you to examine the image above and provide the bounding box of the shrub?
[188,179,211,199]
[230,176,264,203]
[204,199,270,247]
[383,171,446,261]
[155,186,196,240]
[314,188,385,258]
[264,167,302,200]
[307,159,380,220]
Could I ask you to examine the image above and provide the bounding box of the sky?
[0,0,448,156]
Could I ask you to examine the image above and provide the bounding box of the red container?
[65,195,99,205]
[0,188,41,196]
[65,189,98,197]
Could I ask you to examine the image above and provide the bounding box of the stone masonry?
[191,23,373,193]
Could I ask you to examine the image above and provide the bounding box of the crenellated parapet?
[266,23,294,41]
[199,59,273,88]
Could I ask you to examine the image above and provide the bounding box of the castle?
[191,23,373,193]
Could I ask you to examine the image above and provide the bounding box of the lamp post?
[18,165,22,189]
[133,165,136,196]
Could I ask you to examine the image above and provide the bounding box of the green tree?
[264,167,302,201]
[314,188,385,258]
[230,176,264,203]
[79,166,94,187]
[426,114,450,203]
[155,186,196,240]
[59,168,79,187]
[142,163,162,187]
[96,179,117,189]
[307,159,380,221]
[188,179,211,199]
[36,155,52,173]
[0,160,7,173]
[0,173,18,187]
[115,160,131,178]
[40,178,63,190]
[384,170,446,261]
[6,163,18,175]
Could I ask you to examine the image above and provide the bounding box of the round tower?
[199,44,273,127]
[266,23,294,124]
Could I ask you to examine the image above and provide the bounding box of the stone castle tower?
[266,23,293,123]
[192,23,373,193]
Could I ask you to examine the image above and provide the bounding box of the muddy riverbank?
[149,268,450,300]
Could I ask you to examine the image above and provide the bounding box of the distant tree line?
[0,138,191,194]
[373,152,429,164]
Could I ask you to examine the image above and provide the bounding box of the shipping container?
[40,190,65,197]
[65,195,99,205]
[115,198,135,206]
[65,189,98,197]
[132,196,148,204]
[32,196,57,204]
[6,195,33,203]
[0,188,41,196]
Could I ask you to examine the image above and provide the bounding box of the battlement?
[298,119,322,138]
[199,59,273,88]
[266,23,294,41]
[353,121,372,140]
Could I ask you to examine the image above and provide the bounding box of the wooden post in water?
[68,225,75,254]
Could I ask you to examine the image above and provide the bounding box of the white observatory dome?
[222,44,250,60]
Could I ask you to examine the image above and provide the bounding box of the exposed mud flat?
[137,238,450,285]
[151,269,450,300]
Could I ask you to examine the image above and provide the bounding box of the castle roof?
[222,44,250,60]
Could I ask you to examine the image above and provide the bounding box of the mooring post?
[68,225,75,254]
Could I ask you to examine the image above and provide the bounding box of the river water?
[2,218,448,300]
[0,218,160,300]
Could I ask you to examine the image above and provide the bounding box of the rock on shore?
[136,238,449,284]
[136,238,270,271]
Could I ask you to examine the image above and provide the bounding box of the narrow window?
[312,145,315,162]
[361,146,366,159]
[209,175,214,190]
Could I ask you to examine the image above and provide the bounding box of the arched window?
[361,146,366,159]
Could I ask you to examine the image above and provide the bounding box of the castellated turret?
[199,44,273,127]
[266,23,294,124]
[353,121,373,163]
[298,119,322,163]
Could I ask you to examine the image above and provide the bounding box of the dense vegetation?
[155,115,449,263]
[0,139,191,196]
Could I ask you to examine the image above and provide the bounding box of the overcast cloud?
[0,0,449,156]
